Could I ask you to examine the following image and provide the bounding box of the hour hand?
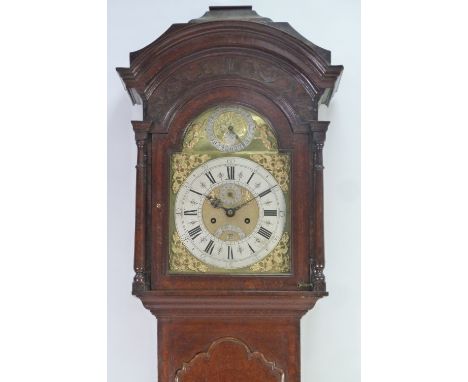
[227,125,245,146]
[206,194,223,208]
[206,194,236,217]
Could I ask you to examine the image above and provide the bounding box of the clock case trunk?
[117,6,343,381]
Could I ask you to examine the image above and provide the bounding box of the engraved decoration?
[205,106,256,152]
[183,121,205,150]
[171,153,210,193]
[254,122,278,151]
[249,232,290,273]
[147,55,317,123]
[169,232,209,273]
[249,153,290,192]
[175,337,285,382]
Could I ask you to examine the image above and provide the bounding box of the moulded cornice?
[117,20,343,107]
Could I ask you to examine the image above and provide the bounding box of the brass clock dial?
[169,104,291,274]
[174,157,286,270]
[205,106,256,152]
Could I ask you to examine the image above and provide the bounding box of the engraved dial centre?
[202,184,260,241]
[206,107,256,152]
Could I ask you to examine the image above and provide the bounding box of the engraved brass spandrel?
[249,232,290,273]
[249,153,290,192]
[171,153,210,193]
[252,119,277,151]
[169,232,209,273]
[183,121,205,150]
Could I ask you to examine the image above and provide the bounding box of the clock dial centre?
[202,183,260,240]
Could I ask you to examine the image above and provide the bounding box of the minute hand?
[233,184,278,211]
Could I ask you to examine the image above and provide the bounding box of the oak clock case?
[116,6,343,382]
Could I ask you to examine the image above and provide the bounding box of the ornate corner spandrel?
[249,153,290,192]
[171,153,211,193]
[169,232,209,273]
[251,118,278,150]
[249,232,290,273]
[182,121,205,150]
[175,337,285,382]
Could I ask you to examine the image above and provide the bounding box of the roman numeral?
[258,226,272,240]
[263,210,277,216]
[246,172,254,184]
[258,188,271,198]
[205,171,216,184]
[183,209,197,216]
[227,166,235,180]
[204,240,215,255]
[188,226,202,240]
[248,243,255,253]
[190,189,202,196]
[227,246,234,259]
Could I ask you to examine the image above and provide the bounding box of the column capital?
[132,121,152,141]
[309,121,329,144]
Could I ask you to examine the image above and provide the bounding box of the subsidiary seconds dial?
[174,157,286,269]
[205,107,256,152]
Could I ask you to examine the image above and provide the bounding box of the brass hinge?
[297,282,314,289]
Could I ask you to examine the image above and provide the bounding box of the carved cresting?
[132,121,152,294]
[175,337,285,382]
[147,55,318,123]
[310,121,330,292]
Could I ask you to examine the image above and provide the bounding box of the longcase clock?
[117,6,343,382]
